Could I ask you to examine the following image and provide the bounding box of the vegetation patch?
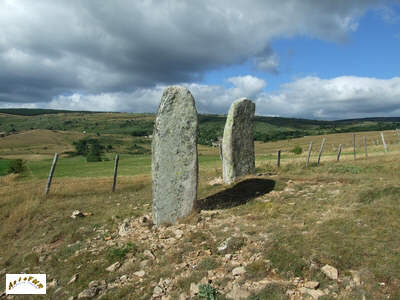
[245,260,271,281]
[248,283,289,300]
[359,186,400,204]
[6,159,27,174]
[197,257,220,271]
[106,242,137,262]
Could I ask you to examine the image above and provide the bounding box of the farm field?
[1,121,400,299]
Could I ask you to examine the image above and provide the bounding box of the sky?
[0,0,400,120]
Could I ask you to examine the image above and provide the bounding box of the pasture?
[0,127,400,299]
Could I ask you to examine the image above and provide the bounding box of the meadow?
[0,112,400,299]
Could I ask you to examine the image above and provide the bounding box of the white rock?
[190,282,200,297]
[134,270,145,277]
[304,281,320,289]
[71,210,84,219]
[144,249,155,260]
[300,287,325,299]
[232,266,246,276]
[78,287,98,299]
[226,285,251,299]
[106,261,120,272]
[174,229,184,239]
[350,270,361,286]
[68,273,79,285]
[118,219,131,237]
[47,279,57,289]
[217,237,232,252]
[321,264,338,280]
[153,285,163,298]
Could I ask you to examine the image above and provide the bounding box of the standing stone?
[152,86,198,226]
[222,98,255,184]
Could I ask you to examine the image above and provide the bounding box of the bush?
[7,159,27,174]
[73,138,105,161]
[86,153,102,162]
[198,284,219,300]
[290,145,303,155]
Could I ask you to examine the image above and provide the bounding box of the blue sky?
[0,1,400,120]
[203,5,400,91]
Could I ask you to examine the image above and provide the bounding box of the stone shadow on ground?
[197,178,275,210]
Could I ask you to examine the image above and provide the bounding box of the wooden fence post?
[363,136,368,158]
[353,133,356,160]
[277,150,281,168]
[306,141,312,168]
[218,142,223,161]
[45,153,58,196]
[337,144,342,162]
[380,132,388,153]
[112,154,119,192]
[317,138,326,166]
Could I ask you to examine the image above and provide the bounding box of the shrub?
[7,159,27,174]
[198,284,219,300]
[290,145,303,155]
[107,242,137,262]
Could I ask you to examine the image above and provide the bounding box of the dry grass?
[0,131,399,298]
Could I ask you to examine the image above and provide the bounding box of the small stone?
[144,249,155,260]
[304,281,320,289]
[179,292,189,300]
[118,219,131,237]
[286,289,295,296]
[226,284,251,299]
[68,273,79,285]
[217,237,231,252]
[190,282,200,297]
[300,287,325,299]
[174,229,184,239]
[224,254,233,261]
[106,261,120,272]
[134,270,145,277]
[47,279,57,289]
[321,264,338,280]
[140,259,150,268]
[67,297,75,300]
[78,287,99,299]
[88,281,99,289]
[232,266,246,276]
[120,275,128,282]
[349,270,361,286]
[71,210,85,218]
[153,285,163,298]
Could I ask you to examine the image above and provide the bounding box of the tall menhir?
[222,98,255,184]
[152,86,198,226]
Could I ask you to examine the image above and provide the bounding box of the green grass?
[25,154,152,179]
[0,158,10,175]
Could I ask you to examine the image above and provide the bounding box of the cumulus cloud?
[0,0,390,105]
[47,75,400,120]
[255,76,400,119]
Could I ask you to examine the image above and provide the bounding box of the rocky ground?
[2,170,397,299]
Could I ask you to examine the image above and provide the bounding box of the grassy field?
[0,127,400,299]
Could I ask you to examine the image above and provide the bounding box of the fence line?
[112,154,119,192]
[45,153,58,196]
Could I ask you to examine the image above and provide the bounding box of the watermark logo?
[6,274,46,294]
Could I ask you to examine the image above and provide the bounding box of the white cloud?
[255,76,400,119]
[46,75,400,120]
[0,0,387,104]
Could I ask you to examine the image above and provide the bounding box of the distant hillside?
[0,108,95,116]
[0,108,399,145]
